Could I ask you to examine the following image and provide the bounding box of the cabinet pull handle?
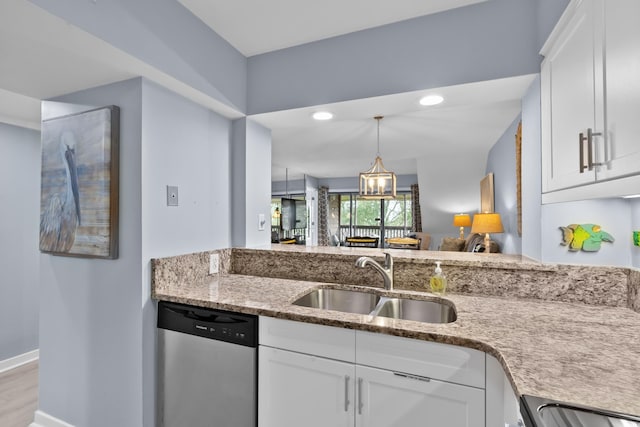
[393,371,432,382]
[344,375,350,412]
[357,377,363,415]
[579,128,602,173]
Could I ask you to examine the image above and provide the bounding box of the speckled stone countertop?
[152,245,640,415]
[152,272,640,417]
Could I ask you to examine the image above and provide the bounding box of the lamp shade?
[452,214,471,227]
[471,213,504,234]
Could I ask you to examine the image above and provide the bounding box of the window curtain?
[411,183,422,232]
[317,186,330,246]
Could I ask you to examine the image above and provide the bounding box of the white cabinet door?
[258,346,355,427]
[541,0,600,192]
[598,0,640,181]
[355,365,485,427]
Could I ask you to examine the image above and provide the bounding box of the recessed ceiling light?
[622,194,640,199]
[312,111,333,121]
[419,95,444,106]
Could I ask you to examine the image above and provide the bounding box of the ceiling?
[1,0,528,185]
[178,0,488,57]
[253,74,536,182]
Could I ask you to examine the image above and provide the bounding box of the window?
[329,192,412,242]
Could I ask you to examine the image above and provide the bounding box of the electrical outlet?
[209,253,219,274]
[258,213,266,231]
[167,186,179,206]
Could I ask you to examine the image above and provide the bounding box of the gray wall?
[632,200,640,268]
[417,147,487,250]
[0,123,40,361]
[536,0,571,51]
[521,76,543,261]
[272,175,418,195]
[248,0,539,114]
[28,0,247,113]
[39,79,145,426]
[39,77,235,427]
[485,116,522,255]
[231,118,272,248]
[541,199,632,267]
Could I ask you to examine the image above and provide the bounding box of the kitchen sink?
[374,297,457,323]
[292,287,456,324]
[292,288,381,315]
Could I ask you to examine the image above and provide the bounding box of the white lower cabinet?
[356,364,484,427]
[259,346,354,427]
[259,317,493,427]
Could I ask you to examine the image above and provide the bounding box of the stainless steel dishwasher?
[157,301,258,427]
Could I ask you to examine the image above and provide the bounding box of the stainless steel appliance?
[521,395,640,427]
[157,301,258,427]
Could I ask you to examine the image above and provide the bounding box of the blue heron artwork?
[39,106,119,259]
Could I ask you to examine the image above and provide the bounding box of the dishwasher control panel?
[158,301,258,347]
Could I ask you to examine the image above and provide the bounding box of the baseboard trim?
[30,410,75,427]
[0,349,39,374]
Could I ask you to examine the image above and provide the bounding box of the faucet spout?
[355,253,394,290]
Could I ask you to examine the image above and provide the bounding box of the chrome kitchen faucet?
[355,253,394,290]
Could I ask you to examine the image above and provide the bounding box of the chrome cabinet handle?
[344,375,350,412]
[579,128,602,173]
[393,371,431,382]
[357,377,364,415]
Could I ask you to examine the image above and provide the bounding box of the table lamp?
[452,214,472,240]
[470,213,503,253]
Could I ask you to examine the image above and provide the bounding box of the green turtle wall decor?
[559,224,614,252]
[633,231,640,247]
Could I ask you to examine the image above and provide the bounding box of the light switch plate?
[258,214,266,231]
[167,186,178,206]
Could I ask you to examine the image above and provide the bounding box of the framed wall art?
[480,172,495,213]
[39,105,120,259]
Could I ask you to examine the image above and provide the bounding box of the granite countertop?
[152,273,640,417]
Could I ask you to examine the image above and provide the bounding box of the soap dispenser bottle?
[429,261,447,295]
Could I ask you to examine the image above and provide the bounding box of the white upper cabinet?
[541,0,640,201]
[598,0,640,181]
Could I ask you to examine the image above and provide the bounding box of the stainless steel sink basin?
[375,298,457,323]
[292,288,381,315]
[292,287,456,324]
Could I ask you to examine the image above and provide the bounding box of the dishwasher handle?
[158,301,258,347]
[164,305,246,325]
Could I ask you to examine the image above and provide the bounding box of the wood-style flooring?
[0,361,38,427]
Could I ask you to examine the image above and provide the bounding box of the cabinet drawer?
[259,316,355,362]
[356,331,485,388]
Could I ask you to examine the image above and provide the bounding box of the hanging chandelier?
[359,116,397,199]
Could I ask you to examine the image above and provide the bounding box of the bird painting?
[559,223,614,252]
[40,131,81,253]
[39,105,119,258]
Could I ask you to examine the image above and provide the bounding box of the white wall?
[486,116,522,255]
[0,122,40,361]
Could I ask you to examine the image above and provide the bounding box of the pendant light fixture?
[359,116,397,199]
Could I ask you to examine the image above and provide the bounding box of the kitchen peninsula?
[152,245,640,419]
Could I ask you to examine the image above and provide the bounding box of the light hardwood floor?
[0,361,38,427]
